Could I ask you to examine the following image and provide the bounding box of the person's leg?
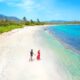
[31,56,32,61]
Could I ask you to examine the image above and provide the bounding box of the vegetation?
[22,17,45,26]
[0,17,45,33]
[0,25,23,33]
[0,15,80,34]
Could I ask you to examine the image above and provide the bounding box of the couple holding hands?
[29,49,41,61]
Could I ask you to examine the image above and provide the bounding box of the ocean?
[47,25,80,54]
[41,25,80,80]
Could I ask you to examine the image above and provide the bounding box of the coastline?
[41,26,80,80]
[46,27,80,54]
[0,25,80,80]
[0,25,69,80]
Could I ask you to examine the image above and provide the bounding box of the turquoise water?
[47,25,80,53]
[41,25,80,80]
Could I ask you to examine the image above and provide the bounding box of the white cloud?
[0,0,18,3]
[16,0,35,11]
[0,0,4,2]
[4,0,46,12]
[16,0,44,12]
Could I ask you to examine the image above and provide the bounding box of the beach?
[0,25,80,80]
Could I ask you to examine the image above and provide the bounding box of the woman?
[36,50,40,60]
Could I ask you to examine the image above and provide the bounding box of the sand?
[0,26,69,80]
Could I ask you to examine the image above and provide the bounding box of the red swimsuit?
[37,50,40,60]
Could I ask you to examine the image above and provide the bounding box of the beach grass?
[0,25,23,33]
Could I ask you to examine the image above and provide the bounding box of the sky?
[0,0,80,21]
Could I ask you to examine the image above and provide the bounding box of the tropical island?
[0,14,45,33]
[0,0,80,80]
[0,14,80,33]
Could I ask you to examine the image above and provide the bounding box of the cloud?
[16,0,46,12]
[0,0,4,2]
[16,0,35,11]
[1,0,52,18]
[4,0,46,12]
[0,0,19,3]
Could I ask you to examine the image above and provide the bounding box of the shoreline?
[0,25,68,80]
[0,25,80,80]
[43,25,80,54]
[40,26,80,80]
[0,25,52,36]
[46,28,80,54]
[1,24,80,36]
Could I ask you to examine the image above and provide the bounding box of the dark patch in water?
[47,25,80,54]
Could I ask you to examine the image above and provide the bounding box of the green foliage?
[1,16,80,34]
[23,17,27,25]
[0,19,24,33]
[0,16,45,33]
[23,17,27,22]
[22,17,45,26]
[0,25,23,33]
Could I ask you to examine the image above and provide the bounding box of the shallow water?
[47,25,80,53]
[41,26,80,80]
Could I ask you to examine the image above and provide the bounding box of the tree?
[23,17,28,25]
[37,19,40,23]
[36,19,41,25]
[30,19,34,23]
[23,17,27,22]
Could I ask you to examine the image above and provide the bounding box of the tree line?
[22,17,45,25]
[0,17,46,33]
[0,17,45,26]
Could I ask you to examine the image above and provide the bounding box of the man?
[30,49,34,61]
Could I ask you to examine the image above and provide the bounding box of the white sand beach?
[0,26,71,80]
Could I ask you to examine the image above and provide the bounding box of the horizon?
[0,0,80,21]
